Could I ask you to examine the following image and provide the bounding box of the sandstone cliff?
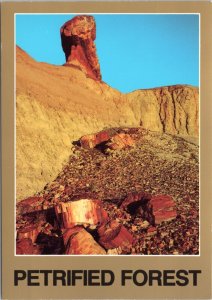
[127,85,199,137]
[16,17,199,201]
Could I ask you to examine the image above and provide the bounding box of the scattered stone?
[147,226,157,237]
[139,220,150,229]
[107,247,122,255]
[16,127,199,255]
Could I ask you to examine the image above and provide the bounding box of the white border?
[14,12,201,257]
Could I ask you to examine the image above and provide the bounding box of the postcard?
[1,1,211,299]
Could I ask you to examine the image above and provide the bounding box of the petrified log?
[16,238,41,255]
[121,193,177,225]
[143,195,177,225]
[80,130,111,149]
[62,226,83,247]
[98,220,133,251]
[60,15,101,81]
[120,192,151,212]
[16,196,43,215]
[63,227,106,255]
[80,134,96,149]
[55,199,104,229]
[107,133,135,151]
[17,224,42,243]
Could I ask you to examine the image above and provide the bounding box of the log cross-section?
[55,199,104,229]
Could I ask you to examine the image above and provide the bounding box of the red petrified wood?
[16,196,44,214]
[63,227,106,255]
[144,195,177,225]
[80,130,111,149]
[80,130,136,151]
[107,133,135,151]
[16,238,41,255]
[17,224,42,243]
[55,199,105,229]
[98,220,133,252]
[120,192,151,210]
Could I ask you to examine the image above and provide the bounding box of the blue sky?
[16,14,199,93]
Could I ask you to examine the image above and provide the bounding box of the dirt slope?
[16,46,199,200]
[16,127,199,255]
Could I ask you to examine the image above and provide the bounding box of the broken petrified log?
[80,130,135,152]
[55,199,105,229]
[144,195,177,225]
[63,227,106,255]
[106,133,135,151]
[60,15,101,81]
[16,238,42,255]
[16,196,44,215]
[120,192,151,213]
[98,220,133,251]
[16,208,49,246]
[121,193,177,225]
[80,130,111,149]
[80,134,96,149]
[17,223,42,243]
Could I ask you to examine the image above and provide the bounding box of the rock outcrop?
[127,85,199,136]
[60,15,101,81]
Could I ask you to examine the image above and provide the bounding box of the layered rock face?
[60,15,101,81]
[127,85,199,136]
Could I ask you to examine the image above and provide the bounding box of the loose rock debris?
[16,127,199,255]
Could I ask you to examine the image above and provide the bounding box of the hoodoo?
[60,15,101,81]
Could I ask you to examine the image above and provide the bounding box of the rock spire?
[60,15,101,81]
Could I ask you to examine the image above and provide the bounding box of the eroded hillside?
[16,46,199,201]
[16,46,135,200]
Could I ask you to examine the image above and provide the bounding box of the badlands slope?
[16,46,199,201]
